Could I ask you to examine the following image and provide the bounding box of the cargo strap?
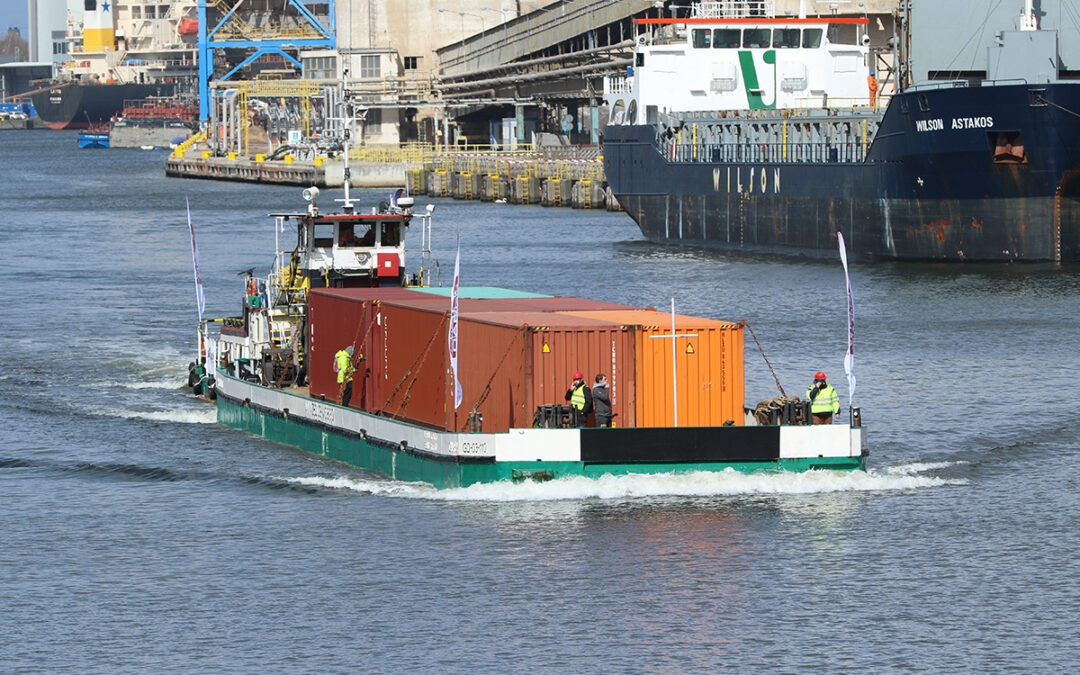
[466,325,527,430]
[383,312,449,419]
[738,320,786,398]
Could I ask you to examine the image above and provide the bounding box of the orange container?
[307,288,429,408]
[467,312,636,430]
[557,310,745,427]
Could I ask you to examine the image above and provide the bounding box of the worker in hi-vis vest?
[334,345,358,407]
[564,370,593,427]
[806,371,840,424]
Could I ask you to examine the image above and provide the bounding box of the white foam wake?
[99,377,187,391]
[95,407,218,424]
[884,461,967,475]
[278,475,431,496]
[277,464,966,502]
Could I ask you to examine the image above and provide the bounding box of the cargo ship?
[602,0,1080,262]
[189,184,867,489]
[31,82,176,130]
[29,0,194,130]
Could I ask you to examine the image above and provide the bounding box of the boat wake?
[99,377,188,391]
[93,407,217,424]
[276,463,967,502]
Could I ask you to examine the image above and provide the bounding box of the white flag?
[448,232,462,409]
[186,196,205,321]
[838,232,855,407]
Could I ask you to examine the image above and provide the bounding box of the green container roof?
[413,286,551,299]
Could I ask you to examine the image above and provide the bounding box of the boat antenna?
[799,0,807,19]
[335,103,368,214]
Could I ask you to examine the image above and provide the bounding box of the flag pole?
[838,232,856,413]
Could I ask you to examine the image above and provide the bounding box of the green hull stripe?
[217,396,864,490]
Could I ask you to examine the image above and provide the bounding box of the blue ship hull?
[77,133,110,149]
[603,83,1080,262]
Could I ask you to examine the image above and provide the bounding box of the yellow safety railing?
[171,130,207,158]
[349,142,542,165]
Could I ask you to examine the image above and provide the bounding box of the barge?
[190,186,866,489]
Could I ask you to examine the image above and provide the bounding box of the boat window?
[712,29,741,49]
[802,29,823,48]
[312,224,334,248]
[773,28,801,49]
[692,29,711,49]
[380,223,401,247]
[339,223,376,247]
[743,29,771,49]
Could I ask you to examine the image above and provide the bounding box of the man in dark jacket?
[564,371,593,427]
[593,373,613,427]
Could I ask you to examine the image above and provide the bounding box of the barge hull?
[216,376,865,490]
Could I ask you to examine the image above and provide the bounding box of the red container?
[376,295,638,316]
[307,287,429,407]
[365,304,637,432]
[376,302,450,425]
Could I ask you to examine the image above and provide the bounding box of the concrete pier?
[165,139,620,210]
[165,154,405,187]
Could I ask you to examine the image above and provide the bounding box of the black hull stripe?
[579,427,779,464]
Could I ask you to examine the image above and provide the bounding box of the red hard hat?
[815,371,827,381]
[573,371,583,379]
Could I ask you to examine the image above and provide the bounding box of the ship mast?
[1019,0,1037,30]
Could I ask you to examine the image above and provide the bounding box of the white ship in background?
[30,0,197,128]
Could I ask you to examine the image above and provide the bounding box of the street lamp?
[480,6,514,42]
[438,8,485,48]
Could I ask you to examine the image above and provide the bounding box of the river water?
[2,131,1078,672]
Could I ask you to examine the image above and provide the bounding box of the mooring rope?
[738,319,786,398]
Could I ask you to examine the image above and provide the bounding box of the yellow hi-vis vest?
[806,383,839,414]
[569,384,587,411]
[335,350,354,384]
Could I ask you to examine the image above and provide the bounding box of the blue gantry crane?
[197,0,336,120]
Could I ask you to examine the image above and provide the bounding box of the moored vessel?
[29,0,194,130]
[77,123,110,148]
[189,183,867,489]
[602,0,1080,262]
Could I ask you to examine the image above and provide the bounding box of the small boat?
[189,183,866,488]
[77,123,110,149]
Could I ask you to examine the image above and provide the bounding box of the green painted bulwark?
[217,397,865,489]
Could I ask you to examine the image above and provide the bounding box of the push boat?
[602,0,1080,262]
[190,187,867,489]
